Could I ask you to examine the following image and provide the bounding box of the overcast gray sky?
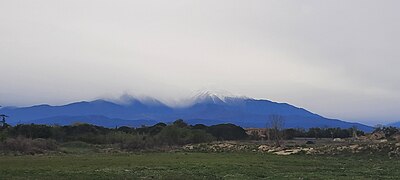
[0,0,399,125]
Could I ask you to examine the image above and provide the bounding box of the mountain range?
[388,122,400,128]
[0,92,373,132]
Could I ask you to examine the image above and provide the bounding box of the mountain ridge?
[0,94,373,132]
[387,121,400,127]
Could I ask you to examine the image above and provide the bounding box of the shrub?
[104,132,137,144]
[207,124,248,140]
[0,130,8,142]
[0,137,58,155]
[120,135,155,150]
[173,119,188,128]
[61,141,92,148]
[188,130,215,144]
[157,126,190,146]
[32,138,58,151]
[10,124,53,139]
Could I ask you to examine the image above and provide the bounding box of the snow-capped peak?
[192,90,250,104]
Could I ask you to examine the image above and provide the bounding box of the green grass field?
[0,152,399,179]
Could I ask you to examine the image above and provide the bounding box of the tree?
[0,114,9,128]
[267,115,285,146]
[374,126,399,138]
[173,119,188,128]
[283,129,297,140]
[351,126,358,139]
[207,124,248,140]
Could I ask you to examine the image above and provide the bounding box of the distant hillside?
[19,115,158,127]
[0,92,373,132]
[388,121,400,127]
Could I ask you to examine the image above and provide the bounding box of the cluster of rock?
[183,142,256,153]
[183,139,400,157]
[257,145,315,155]
[304,142,400,157]
[183,142,315,155]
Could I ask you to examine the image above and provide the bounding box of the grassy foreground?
[0,152,399,180]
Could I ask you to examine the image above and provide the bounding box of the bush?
[374,126,399,138]
[120,135,156,150]
[105,132,137,144]
[207,124,248,140]
[61,141,92,148]
[173,119,188,128]
[0,137,58,155]
[157,126,191,146]
[156,126,214,146]
[0,130,8,142]
[32,138,58,151]
[188,130,215,144]
[10,124,53,139]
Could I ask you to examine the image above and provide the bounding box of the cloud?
[0,0,399,125]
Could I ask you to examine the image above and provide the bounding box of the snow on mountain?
[190,90,250,105]
[0,92,373,132]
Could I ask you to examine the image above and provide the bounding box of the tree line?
[0,120,248,151]
[1,118,387,154]
[0,120,372,144]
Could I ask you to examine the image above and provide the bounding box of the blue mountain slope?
[166,94,372,131]
[0,94,373,132]
[387,121,400,127]
[1,98,172,123]
[19,115,158,128]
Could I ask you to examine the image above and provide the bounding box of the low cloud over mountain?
[0,92,373,132]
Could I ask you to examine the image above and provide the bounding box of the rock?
[274,148,302,156]
[369,132,386,140]
[184,145,194,150]
[391,133,400,142]
[333,138,344,142]
[379,139,388,143]
[268,149,275,153]
[304,148,316,155]
[349,145,359,150]
[258,145,270,152]
[357,136,369,141]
